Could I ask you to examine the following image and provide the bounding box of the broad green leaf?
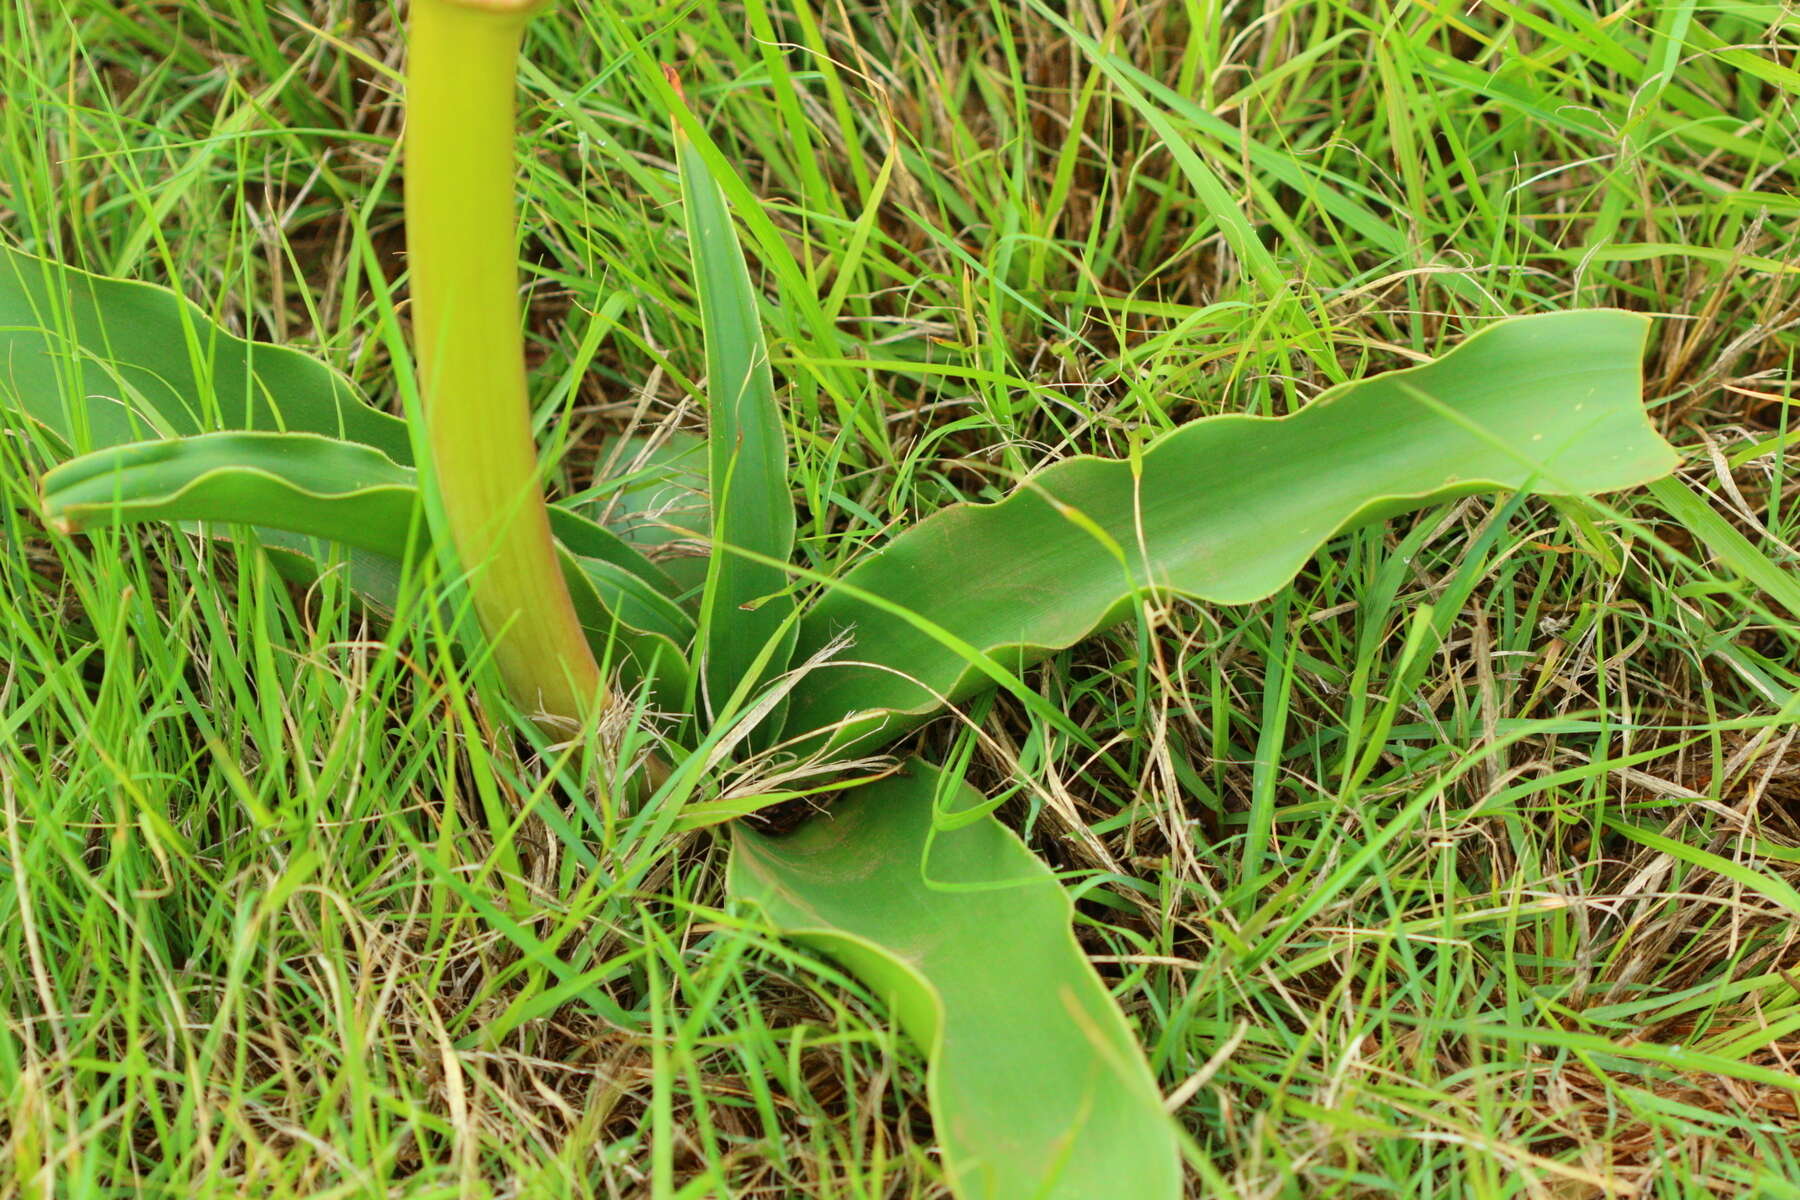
[729,760,1181,1200]
[0,245,433,643]
[1646,475,1800,614]
[43,430,421,554]
[45,431,427,643]
[672,101,797,721]
[786,311,1680,750]
[42,432,694,700]
[547,506,687,617]
[564,555,695,666]
[0,244,410,461]
[582,430,710,601]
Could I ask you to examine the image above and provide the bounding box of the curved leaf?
[43,431,421,553]
[46,432,430,636]
[0,244,411,461]
[1,246,697,702]
[729,760,1181,1200]
[672,95,797,720]
[785,310,1679,750]
[582,430,710,600]
[551,486,690,605]
[42,432,695,700]
[564,555,693,676]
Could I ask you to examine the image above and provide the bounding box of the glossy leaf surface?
[583,430,710,601]
[784,311,1680,750]
[730,760,1181,1200]
[0,244,410,461]
[42,432,694,699]
[43,431,420,553]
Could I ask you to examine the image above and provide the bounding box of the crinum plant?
[1,1,1680,1195]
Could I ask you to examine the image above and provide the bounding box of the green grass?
[3,0,1799,1195]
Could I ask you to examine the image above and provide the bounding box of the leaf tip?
[38,482,73,535]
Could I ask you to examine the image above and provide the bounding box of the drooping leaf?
[43,430,422,553]
[0,244,433,628]
[729,760,1181,1200]
[42,432,694,700]
[0,244,410,461]
[785,310,1680,750]
[671,97,797,722]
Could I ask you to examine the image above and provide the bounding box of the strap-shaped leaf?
[785,311,1680,750]
[42,432,694,700]
[0,244,411,462]
[0,246,698,693]
[44,430,421,552]
[730,760,1181,1200]
[672,95,797,721]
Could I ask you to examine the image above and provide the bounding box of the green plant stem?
[404,0,601,723]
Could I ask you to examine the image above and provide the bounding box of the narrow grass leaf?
[1648,475,1800,613]
[1605,816,1800,917]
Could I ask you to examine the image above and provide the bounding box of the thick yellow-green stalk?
[405,0,601,722]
